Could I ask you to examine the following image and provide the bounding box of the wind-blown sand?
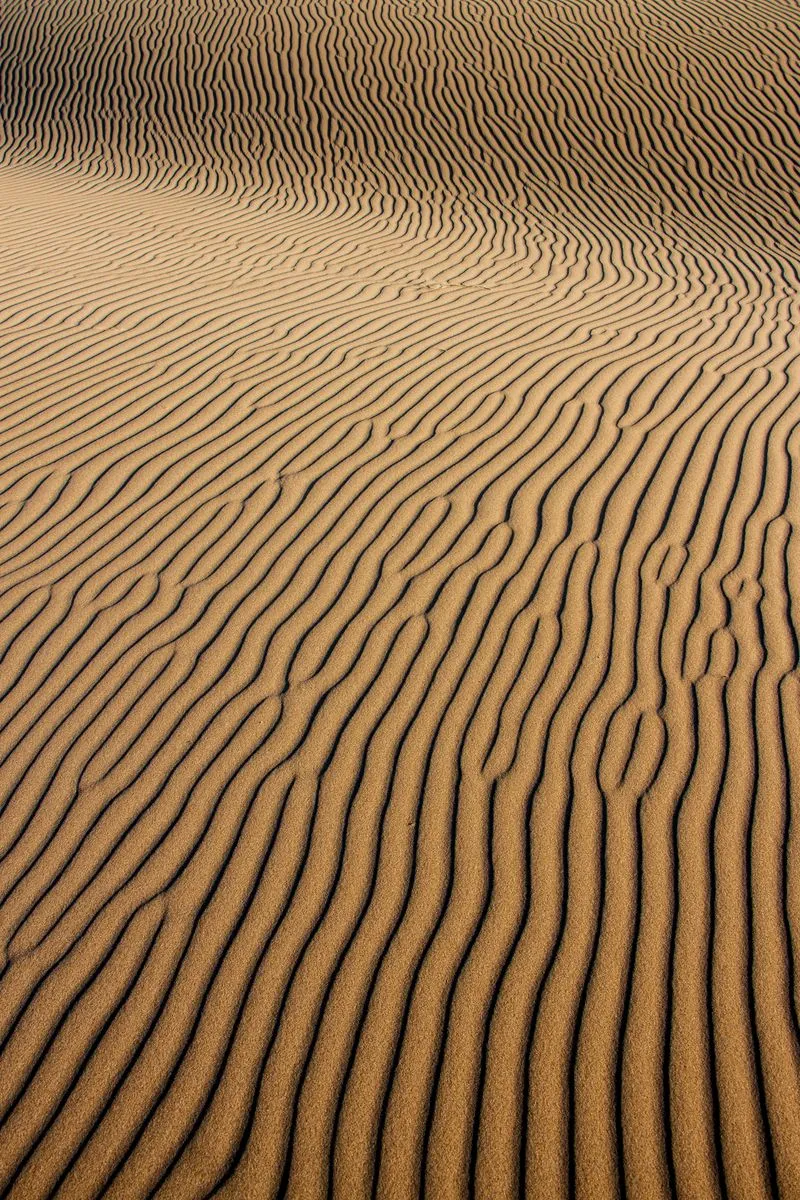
[1,0,799,1196]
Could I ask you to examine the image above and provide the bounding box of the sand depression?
[0,0,799,1196]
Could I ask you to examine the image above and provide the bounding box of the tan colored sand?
[1,0,799,1195]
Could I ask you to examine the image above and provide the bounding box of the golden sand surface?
[0,0,799,1195]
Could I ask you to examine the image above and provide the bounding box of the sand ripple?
[1,0,799,1196]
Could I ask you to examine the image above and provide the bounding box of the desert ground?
[0,0,799,1196]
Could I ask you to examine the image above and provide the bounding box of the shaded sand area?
[1,0,800,1196]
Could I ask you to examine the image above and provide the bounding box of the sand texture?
[1,0,799,1196]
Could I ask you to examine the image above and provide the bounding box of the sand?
[0,0,799,1196]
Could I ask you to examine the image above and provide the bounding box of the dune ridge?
[1,0,800,1196]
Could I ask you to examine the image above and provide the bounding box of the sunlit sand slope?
[1,0,799,1197]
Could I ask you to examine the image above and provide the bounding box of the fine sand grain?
[1,0,799,1196]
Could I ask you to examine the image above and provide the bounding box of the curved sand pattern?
[1,0,800,1196]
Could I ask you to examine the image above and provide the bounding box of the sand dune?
[1,0,799,1196]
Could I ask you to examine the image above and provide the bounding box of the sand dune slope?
[1,1,800,1197]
